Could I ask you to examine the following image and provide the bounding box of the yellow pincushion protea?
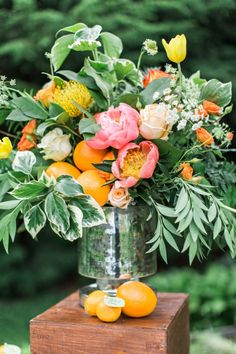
[54,80,92,117]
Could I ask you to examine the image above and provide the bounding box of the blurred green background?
[0,1,236,353]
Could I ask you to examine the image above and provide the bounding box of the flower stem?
[177,62,183,99]
[137,50,144,70]
[0,130,18,139]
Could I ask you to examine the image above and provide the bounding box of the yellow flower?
[162,34,187,63]
[0,137,13,159]
[54,80,92,117]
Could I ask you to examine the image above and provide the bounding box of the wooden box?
[30,291,189,354]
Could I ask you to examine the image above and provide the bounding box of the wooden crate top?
[31,291,189,331]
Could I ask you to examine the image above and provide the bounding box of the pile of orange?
[45,140,115,206]
[84,281,157,323]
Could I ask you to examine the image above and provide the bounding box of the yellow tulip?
[162,34,187,63]
[0,137,13,159]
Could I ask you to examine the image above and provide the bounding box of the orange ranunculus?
[34,81,55,108]
[22,119,37,135]
[18,119,37,151]
[143,69,172,88]
[18,134,37,151]
[226,132,234,141]
[196,127,214,146]
[179,163,193,181]
[203,100,221,116]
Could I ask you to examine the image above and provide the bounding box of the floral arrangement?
[0,23,235,263]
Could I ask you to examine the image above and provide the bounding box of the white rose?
[108,186,132,209]
[139,103,172,140]
[38,128,72,161]
[3,344,21,354]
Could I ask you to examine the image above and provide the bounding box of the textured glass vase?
[78,205,157,290]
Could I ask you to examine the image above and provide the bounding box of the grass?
[0,290,69,354]
[1,289,236,354]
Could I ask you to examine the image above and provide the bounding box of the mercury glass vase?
[78,205,157,297]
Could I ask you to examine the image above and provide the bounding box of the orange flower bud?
[203,100,221,116]
[18,134,37,151]
[179,163,193,181]
[22,119,37,135]
[196,128,214,146]
[143,69,172,88]
[226,132,234,141]
[34,82,55,108]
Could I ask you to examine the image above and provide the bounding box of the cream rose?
[38,128,72,161]
[139,103,172,140]
[108,186,132,209]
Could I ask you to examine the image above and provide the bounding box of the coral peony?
[112,141,159,188]
[87,103,140,150]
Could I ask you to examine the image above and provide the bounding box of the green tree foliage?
[0,0,235,132]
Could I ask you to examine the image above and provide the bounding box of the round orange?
[116,281,157,318]
[84,290,106,316]
[46,162,81,180]
[103,150,115,161]
[98,150,115,181]
[73,141,108,171]
[96,299,121,322]
[77,170,111,206]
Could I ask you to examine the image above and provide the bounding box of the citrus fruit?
[77,169,111,206]
[46,162,81,180]
[103,150,115,162]
[116,281,157,318]
[98,150,115,181]
[73,141,108,171]
[84,290,106,316]
[96,299,122,322]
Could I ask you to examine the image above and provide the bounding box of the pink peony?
[87,103,140,150]
[112,141,159,188]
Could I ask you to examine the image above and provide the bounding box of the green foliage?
[146,259,236,330]
[0,151,106,250]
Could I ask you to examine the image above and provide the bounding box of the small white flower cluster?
[152,74,205,132]
[0,75,16,107]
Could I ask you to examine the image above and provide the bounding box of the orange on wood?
[116,281,157,318]
[96,300,121,323]
[73,140,108,171]
[77,169,111,206]
[46,162,81,180]
[84,290,106,316]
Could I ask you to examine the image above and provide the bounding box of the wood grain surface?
[30,291,189,354]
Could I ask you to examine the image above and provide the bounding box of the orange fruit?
[116,281,157,318]
[103,150,115,161]
[96,299,121,322]
[73,141,108,171]
[98,150,115,181]
[46,162,81,180]
[84,290,106,316]
[77,170,111,206]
